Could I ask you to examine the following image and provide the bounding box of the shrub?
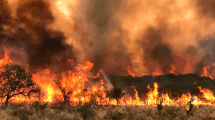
[77,103,96,120]
[11,108,33,120]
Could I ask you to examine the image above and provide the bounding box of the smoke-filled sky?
[1,0,215,76]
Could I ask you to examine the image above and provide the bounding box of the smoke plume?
[0,0,214,76]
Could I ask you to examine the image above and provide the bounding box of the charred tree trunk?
[63,94,70,104]
[62,90,71,105]
[56,81,71,105]
[116,99,119,106]
[4,95,10,110]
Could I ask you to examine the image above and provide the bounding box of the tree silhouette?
[0,64,40,109]
[55,79,72,104]
[107,87,124,105]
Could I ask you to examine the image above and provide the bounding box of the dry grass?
[0,104,215,120]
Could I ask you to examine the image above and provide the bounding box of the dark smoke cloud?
[104,28,131,75]
[151,44,173,72]
[195,35,215,75]
[0,0,214,77]
[29,33,66,69]
[140,25,175,73]
[87,0,111,71]
[0,0,11,41]
[186,46,198,57]
[86,0,126,73]
[196,0,215,19]
[15,0,75,72]
[0,0,76,73]
[145,26,163,45]
[17,0,54,29]
[198,37,215,61]
[194,61,204,75]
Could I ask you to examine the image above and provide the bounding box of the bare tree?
[0,64,40,109]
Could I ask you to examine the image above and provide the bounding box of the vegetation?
[106,88,125,105]
[0,64,215,119]
[0,64,40,109]
[55,79,72,104]
[109,74,215,98]
[0,104,214,120]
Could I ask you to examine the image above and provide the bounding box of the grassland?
[0,103,215,120]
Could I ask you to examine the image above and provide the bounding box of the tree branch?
[10,92,24,97]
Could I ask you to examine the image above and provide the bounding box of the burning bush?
[106,88,125,105]
[0,64,40,109]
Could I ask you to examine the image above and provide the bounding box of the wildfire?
[169,64,175,74]
[0,49,215,107]
[202,67,213,79]
[0,49,12,67]
[127,66,135,77]
[152,65,176,77]
[198,86,215,102]
[146,83,159,106]
[32,69,60,103]
[152,69,162,77]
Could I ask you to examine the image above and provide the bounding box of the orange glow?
[127,66,135,77]
[152,69,162,77]
[202,67,213,79]
[0,49,214,106]
[169,65,175,74]
[32,69,61,103]
[198,86,215,102]
[146,83,158,106]
[152,65,175,77]
[0,49,12,66]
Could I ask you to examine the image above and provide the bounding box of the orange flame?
[0,49,12,66]
[146,83,158,106]
[202,67,213,79]
[127,66,135,77]
[169,64,175,74]
[198,86,215,102]
[152,65,175,77]
[152,70,162,77]
[0,49,215,106]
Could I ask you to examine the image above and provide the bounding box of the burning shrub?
[55,79,72,104]
[106,88,125,105]
[0,64,40,109]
